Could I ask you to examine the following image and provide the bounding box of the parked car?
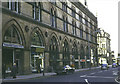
[55,65,75,75]
[101,64,109,70]
[112,63,117,68]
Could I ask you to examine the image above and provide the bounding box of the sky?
[79,0,119,58]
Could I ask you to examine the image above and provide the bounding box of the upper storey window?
[79,12,83,23]
[33,2,41,21]
[50,8,56,28]
[72,20,77,36]
[8,0,20,13]
[62,2,67,12]
[63,16,68,32]
[72,6,76,18]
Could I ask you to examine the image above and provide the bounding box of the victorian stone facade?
[1,1,98,75]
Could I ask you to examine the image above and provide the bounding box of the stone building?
[1,0,98,75]
[97,28,111,65]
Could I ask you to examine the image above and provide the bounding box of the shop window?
[8,0,20,13]
[33,2,41,21]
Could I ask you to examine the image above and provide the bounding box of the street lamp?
[88,29,101,69]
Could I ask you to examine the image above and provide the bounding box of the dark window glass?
[4,25,22,44]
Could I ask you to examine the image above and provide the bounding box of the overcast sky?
[79,0,119,58]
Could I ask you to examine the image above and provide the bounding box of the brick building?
[1,1,98,75]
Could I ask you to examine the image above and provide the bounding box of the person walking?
[12,63,17,78]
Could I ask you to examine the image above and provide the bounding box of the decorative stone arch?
[61,36,69,47]
[2,19,25,46]
[2,19,26,74]
[30,27,46,46]
[49,32,60,70]
[62,36,70,66]
[30,27,46,71]
[49,32,60,49]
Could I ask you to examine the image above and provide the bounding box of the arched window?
[50,8,56,28]
[4,25,22,45]
[31,31,43,46]
[33,2,41,21]
[72,42,78,59]
[63,39,69,65]
[49,36,59,69]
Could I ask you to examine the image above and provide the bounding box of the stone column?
[0,2,2,83]
[44,52,49,72]
[78,55,80,68]
[23,50,31,74]
[59,54,63,66]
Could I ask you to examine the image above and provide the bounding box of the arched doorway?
[63,39,70,66]
[72,42,78,69]
[49,36,59,71]
[30,30,45,73]
[2,24,24,75]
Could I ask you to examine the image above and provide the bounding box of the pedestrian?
[12,63,17,78]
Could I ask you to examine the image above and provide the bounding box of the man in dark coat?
[12,63,17,78]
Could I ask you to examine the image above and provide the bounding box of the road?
[2,67,119,84]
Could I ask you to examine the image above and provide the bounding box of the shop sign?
[80,59,85,62]
[87,59,90,62]
[75,59,79,62]
[3,43,24,48]
[36,47,45,52]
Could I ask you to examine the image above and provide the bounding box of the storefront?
[30,30,45,73]
[2,25,24,75]
[31,45,45,72]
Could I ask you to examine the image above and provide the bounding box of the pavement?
[2,66,101,81]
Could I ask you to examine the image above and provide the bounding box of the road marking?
[82,76,114,79]
[85,79,90,84]
[80,75,87,77]
[98,71,102,73]
[90,72,95,75]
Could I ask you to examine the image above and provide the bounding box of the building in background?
[97,28,112,65]
[1,0,98,75]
